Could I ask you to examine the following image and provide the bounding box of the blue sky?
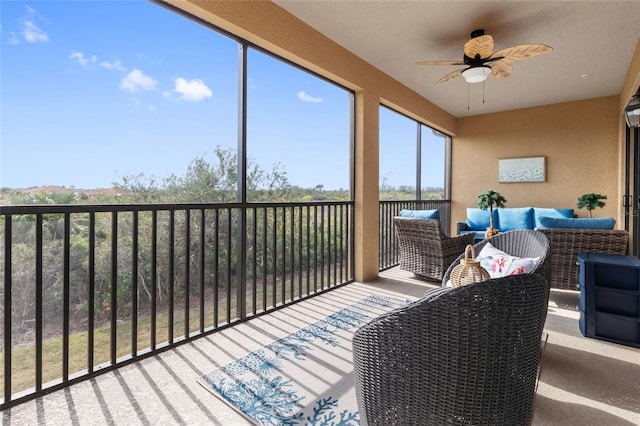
[1,1,443,192]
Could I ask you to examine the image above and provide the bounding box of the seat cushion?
[466,208,497,231]
[538,216,616,230]
[496,207,533,231]
[399,209,440,219]
[533,208,574,228]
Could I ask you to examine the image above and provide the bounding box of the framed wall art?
[498,156,545,183]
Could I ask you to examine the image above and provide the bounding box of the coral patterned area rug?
[198,295,404,425]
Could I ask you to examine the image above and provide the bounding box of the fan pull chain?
[467,83,470,110]
[482,78,485,104]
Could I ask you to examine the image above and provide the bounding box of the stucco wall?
[452,96,621,232]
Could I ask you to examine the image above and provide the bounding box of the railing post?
[168,210,175,344]
[199,208,206,332]
[184,209,190,338]
[35,214,43,390]
[4,216,12,404]
[88,212,95,372]
[63,212,71,381]
[111,211,118,364]
[151,210,158,350]
[132,211,139,356]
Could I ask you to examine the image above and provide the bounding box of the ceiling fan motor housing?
[470,29,485,38]
[463,55,486,66]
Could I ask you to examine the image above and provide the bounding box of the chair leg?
[535,332,550,393]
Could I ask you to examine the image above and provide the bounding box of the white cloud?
[100,59,127,72]
[120,69,157,93]
[69,51,97,68]
[21,6,48,43]
[7,33,20,45]
[297,90,323,103]
[23,20,48,43]
[173,77,212,102]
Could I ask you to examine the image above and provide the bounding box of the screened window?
[1,2,239,204]
[246,48,353,202]
[1,2,353,205]
[379,106,418,200]
[420,124,449,200]
[379,106,449,200]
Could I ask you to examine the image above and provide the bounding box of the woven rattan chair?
[353,274,548,426]
[442,229,550,285]
[394,217,474,281]
[537,227,629,290]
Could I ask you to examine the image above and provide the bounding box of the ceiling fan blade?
[416,60,466,66]
[436,68,464,84]
[463,34,494,59]
[488,61,513,79]
[490,44,553,63]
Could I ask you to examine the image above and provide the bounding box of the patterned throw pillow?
[477,242,540,278]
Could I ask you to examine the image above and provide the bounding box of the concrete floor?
[2,268,640,425]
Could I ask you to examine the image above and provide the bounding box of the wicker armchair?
[353,274,548,426]
[537,228,629,290]
[442,229,550,285]
[394,217,474,281]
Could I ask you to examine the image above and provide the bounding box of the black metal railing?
[0,201,354,408]
[378,200,451,271]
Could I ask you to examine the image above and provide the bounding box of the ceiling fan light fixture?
[625,88,640,128]
[462,66,491,83]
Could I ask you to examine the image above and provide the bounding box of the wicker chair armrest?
[456,221,469,234]
[441,232,475,256]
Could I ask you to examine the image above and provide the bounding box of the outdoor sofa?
[456,207,577,241]
[538,227,629,290]
[456,207,627,290]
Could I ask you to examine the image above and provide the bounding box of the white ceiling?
[274,0,640,117]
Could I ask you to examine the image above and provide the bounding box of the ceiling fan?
[417,29,553,84]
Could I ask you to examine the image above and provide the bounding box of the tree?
[114,146,291,204]
[477,189,507,235]
[577,193,607,217]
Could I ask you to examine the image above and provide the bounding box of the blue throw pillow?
[533,208,574,228]
[538,216,616,230]
[466,208,497,231]
[496,207,533,231]
[399,209,440,219]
